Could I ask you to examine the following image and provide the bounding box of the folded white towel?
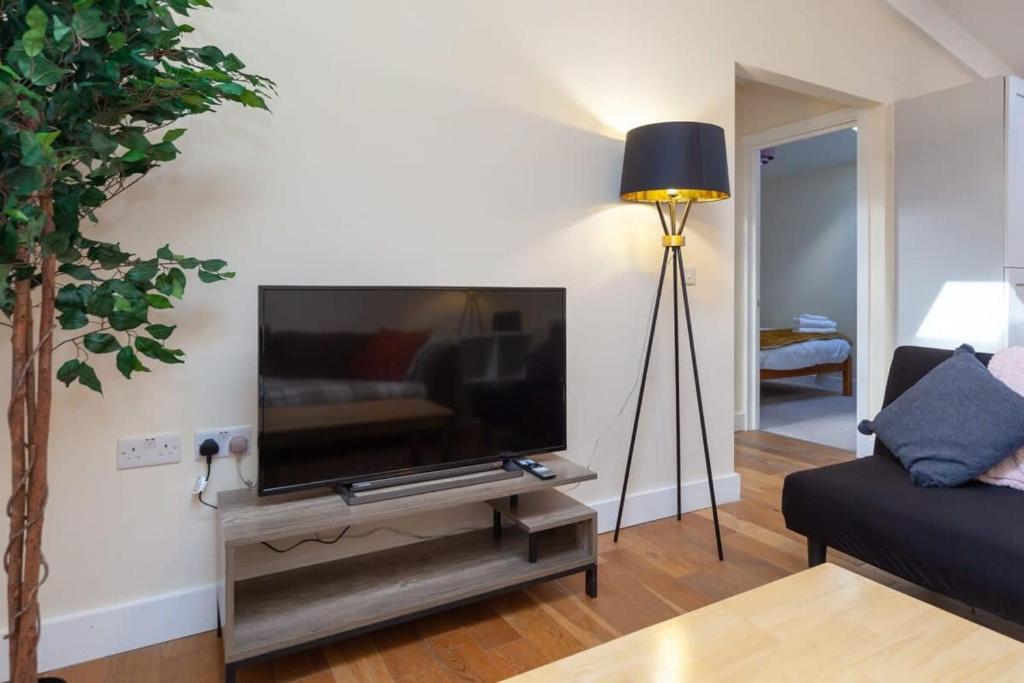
[793,326,837,333]
[792,317,837,330]
[798,314,831,321]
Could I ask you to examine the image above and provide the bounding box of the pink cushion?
[979,346,1024,491]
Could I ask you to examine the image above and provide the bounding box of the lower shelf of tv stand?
[226,524,595,664]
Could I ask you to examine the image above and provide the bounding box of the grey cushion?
[858,344,1024,487]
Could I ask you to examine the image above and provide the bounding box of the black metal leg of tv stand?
[492,509,502,540]
[586,564,598,598]
[528,533,539,563]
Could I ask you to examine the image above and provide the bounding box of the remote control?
[513,457,555,480]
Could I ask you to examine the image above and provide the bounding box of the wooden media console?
[216,454,597,682]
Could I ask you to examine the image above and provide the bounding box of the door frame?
[739,108,872,455]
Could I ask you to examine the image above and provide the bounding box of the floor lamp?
[612,121,730,561]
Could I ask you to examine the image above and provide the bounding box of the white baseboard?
[589,471,741,534]
[23,471,741,675]
[19,582,217,678]
[734,411,746,431]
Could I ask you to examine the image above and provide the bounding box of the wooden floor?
[49,432,1024,682]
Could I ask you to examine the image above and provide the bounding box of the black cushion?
[781,345,1024,624]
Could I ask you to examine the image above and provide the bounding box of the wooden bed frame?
[760,355,853,397]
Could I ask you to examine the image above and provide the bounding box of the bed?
[760,328,853,396]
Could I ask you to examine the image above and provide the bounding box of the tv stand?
[216,453,597,682]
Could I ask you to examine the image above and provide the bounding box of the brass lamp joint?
[662,234,685,248]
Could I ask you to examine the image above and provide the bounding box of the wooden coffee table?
[505,563,1024,682]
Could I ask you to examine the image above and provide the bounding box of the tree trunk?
[15,191,56,682]
[6,259,31,682]
[7,189,56,683]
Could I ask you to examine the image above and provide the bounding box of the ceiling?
[762,129,857,178]
[933,0,1024,75]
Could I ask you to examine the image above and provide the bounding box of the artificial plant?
[0,1,273,680]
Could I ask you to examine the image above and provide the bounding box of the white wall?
[895,77,1009,352]
[0,0,971,670]
[736,81,848,136]
[761,162,858,335]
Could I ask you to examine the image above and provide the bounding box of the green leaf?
[112,294,132,312]
[80,186,107,208]
[22,33,45,58]
[163,128,187,143]
[57,359,81,387]
[239,90,267,109]
[145,324,176,340]
[200,259,227,272]
[135,337,185,364]
[85,290,114,317]
[90,130,119,157]
[37,131,59,151]
[77,362,103,393]
[72,8,109,40]
[215,82,245,98]
[122,149,148,163]
[19,131,47,167]
[221,53,245,71]
[197,68,231,82]
[148,142,177,162]
[83,332,120,354]
[26,5,48,32]
[169,268,186,297]
[19,53,69,86]
[58,309,88,330]
[58,263,98,281]
[52,16,72,43]
[8,166,43,195]
[126,261,158,282]
[56,285,83,312]
[119,130,150,151]
[175,257,200,269]
[146,293,173,309]
[23,6,48,57]
[107,31,126,50]
[41,231,72,257]
[116,346,149,379]
[156,244,176,260]
[108,310,146,331]
[197,270,224,283]
[197,45,226,65]
[153,272,172,296]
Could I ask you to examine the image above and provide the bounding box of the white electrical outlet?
[684,265,696,286]
[194,425,252,461]
[118,433,181,470]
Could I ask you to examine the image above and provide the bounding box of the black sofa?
[782,345,1024,625]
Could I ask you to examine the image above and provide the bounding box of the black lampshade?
[619,122,730,203]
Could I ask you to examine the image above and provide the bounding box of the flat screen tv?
[258,286,567,495]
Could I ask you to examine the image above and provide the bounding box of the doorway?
[756,128,858,450]
[738,106,872,454]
